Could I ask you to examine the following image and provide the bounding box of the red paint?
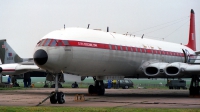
[186,9,196,51]
[37,39,185,57]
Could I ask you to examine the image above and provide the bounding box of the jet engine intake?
[164,62,200,77]
[164,62,183,76]
[144,62,169,77]
[145,67,159,76]
[165,67,179,75]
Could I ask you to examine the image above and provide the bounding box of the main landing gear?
[189,75,200,97]
[49,74,65,104]
[88,78,105,95]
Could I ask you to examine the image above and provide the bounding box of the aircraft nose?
[34,49,48,65]
[0,67,2,73]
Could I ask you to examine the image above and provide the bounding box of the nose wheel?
[50,91,65,104]
[49,74,65,104]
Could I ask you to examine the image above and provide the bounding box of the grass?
[1,77,191,89]
[0,106,199,112]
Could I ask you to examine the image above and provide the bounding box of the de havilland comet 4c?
[33,9,200,104]
[33,10,200,103]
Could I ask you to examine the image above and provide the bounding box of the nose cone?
[34,49,48,65]
[0,67,2,73]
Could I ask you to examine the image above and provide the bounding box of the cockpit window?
[37,41,41,46]
[39,39,46,46]
[44,39,51,46]
[62,40,69,46]
[57,40,63,46]
[50,40,57,46]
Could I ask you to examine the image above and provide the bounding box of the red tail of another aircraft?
[186,9,196,51]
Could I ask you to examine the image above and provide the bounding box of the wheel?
[44,84,49,88]
[50,91,57,104]
[57,92,65,104]
[97,85,105,95]
[71,83,75,88]
[124,85,129,89]
[51,84,55,88]
[88,85,95,94]
[51,83,63,88]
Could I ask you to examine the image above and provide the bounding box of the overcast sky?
[0,0,199,58]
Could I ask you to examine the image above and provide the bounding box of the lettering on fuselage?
[7,57,13,60]
[65,48,71,51]
[78,42,97,47]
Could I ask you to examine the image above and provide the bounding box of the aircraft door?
[182,49,190,63]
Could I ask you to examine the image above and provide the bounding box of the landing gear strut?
[189,75,200,96]
[88,79,105,95]
[49,74,65,104]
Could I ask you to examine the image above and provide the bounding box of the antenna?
[141,34,144,39]
[87,24,90,29]
[64,24,65,29]
[107,27,109,32]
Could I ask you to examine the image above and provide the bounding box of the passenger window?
[109,44,112,50]
[115,46,117,50]
[136,48,138,52]
[144,49,147,53]
[163,51,165,55]
[112,45,116,50]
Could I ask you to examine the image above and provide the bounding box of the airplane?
[0,40,82,85]
[1,9,199,104]
[0,39,43,76]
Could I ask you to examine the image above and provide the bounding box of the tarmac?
[0,88,199,108]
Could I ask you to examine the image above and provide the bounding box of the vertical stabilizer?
[186,9,196,51]
[0,40,23,64]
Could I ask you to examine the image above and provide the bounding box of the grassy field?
[0,106,199,112]
[1,76,191,89]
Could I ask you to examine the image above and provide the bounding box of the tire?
[57,92,65,104]
[97,86,105,96]
[50,92,57,104]
[51,84,55,88]
[71,84,75,88]
[124,85,129,89]
[88,85,95,94]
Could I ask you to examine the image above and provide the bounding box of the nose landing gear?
[37,73,66,106]
[49,74,65,104]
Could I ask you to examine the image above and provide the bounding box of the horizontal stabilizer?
[15,65,43,71]
[195,51,200,55]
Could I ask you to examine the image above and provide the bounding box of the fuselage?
[33,28,195,78]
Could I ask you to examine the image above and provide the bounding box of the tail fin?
[0,40,23,64]
[186,9,196,51]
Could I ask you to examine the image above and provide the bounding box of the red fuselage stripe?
[38,39,185,57]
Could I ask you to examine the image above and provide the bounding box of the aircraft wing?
[0,63,44,75]
[141,61,200,77]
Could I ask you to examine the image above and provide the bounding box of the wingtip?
[191,9,194,14]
